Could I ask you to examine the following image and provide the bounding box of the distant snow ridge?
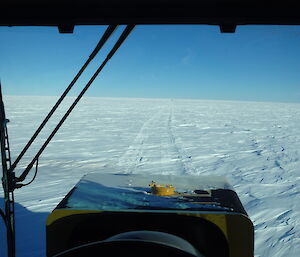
[1,96,300,257]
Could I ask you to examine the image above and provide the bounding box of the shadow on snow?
[0,197,49,257]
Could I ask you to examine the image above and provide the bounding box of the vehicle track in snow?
[166,108,198,175]
[117,104,198,175]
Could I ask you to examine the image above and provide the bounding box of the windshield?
[0,25,299,257]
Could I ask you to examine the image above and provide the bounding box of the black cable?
[16,24,135,184]
[10,25,118,173]
[18,158,39,187]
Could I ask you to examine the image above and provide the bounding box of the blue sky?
[1,25,300,102]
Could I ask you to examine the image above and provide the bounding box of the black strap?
[10,25,118,173]
[17,24,135,185]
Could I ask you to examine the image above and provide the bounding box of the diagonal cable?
[16,24,135,184]
[10,24,118,172]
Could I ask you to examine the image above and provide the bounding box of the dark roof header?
[2,1,300,29]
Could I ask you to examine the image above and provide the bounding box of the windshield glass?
[0,25,299,257]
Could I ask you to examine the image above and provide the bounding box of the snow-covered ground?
[1,95,299,256]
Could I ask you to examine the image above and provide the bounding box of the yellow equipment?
[149,181,176,196]
[46,173,254,257]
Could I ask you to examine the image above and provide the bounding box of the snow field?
[1,96,299,256]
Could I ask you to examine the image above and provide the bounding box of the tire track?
[166,108,198,175]
[117,103,198,175]
[116,109,164,173]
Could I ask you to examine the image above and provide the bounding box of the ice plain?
[1,95,300,257]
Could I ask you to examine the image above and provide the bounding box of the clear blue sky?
[1,25,300,102]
